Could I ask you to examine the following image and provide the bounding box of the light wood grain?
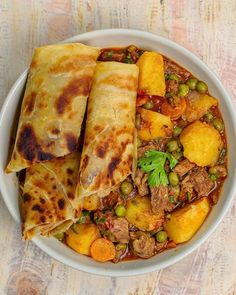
[0,0,236,294]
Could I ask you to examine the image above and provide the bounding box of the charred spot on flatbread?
[56,76,92,114]
[65,133,77,152]
[16,124,54,163]
[23,92,36,116]
[58,199,65,210]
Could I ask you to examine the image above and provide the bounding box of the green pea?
[156,230,168,243]
[178,84,189,97]
[213,118,224,131]
[210,174,218,181]
[54,232,64,241]
[120,181,133,195]
[115,205,126,217]
[106,51,113,58]
[186,78,198,90]
[172,151,183,161]
[209,167,217,175]
[135,115,141,129]
[169,172,179,186]
[169,195,176,204]
[196,81,208,94]
[143,100,154,109]
[116,243,127,251]
[169,73,179,82]
[173,126,182,137]
[167,140,179,152]
[204,112,214,123]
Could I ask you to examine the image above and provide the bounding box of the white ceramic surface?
[0,29,235,277]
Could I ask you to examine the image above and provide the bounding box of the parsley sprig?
[138,150,178,188]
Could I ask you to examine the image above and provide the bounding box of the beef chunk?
[164,59,191,80]
[110,217,129,243]
[100,191,119,210]
[134,169,149,196]
[174,159,195,177]
[190,168,214,196]
[179,174,194,202]
[137,139,168,158]
[130,231,155,258]
[166,79,179,95]
[150,185,174,214]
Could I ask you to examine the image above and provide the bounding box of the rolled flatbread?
[76,61,139,198]
[21,152,81,240]
[6,43,100,173]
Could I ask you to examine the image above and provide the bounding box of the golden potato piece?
[180,121,223,167]
[138,108,173,141]
[164,197,210,244]
[125,196,163,231]
[83,195,100,211]
[137,51,165,96]
[66,223,100,255]
[184,92,218,122]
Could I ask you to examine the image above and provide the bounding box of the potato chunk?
[138,108,173,141]
[83,195,100,211]
[125,196,163,231]
[180,121,223,167]
[164,197,210,244]
[66,223,100,255]
[184,92,218,122]
[137,51,165,96]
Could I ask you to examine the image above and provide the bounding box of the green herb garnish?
[76,210,90,224]
[94,217,107,224]
[169,195,176,204]
[187,192,192,202]
[138,150,178,188]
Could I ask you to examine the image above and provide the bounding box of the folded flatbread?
[21,152,81,240]
[6,43,100,173]
[76,61,139,198]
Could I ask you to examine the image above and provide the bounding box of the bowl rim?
[1,28,236,277]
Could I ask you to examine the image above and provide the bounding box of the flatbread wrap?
[6,43,100,173]
[77,61,139,199]
[21,152,81,240]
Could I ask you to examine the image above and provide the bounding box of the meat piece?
[166,79,179,95]
[113,245,128,263]
[174,159,195,177]
[190,168,213,196]
[164,59,191,81]
[155,241,167,252]
[212,165,227,178]
[111,52,125,62]
[100,191,120,210]
[134,169,149,196]
[110,217,129,243]
[150,185,174,214]
[130,231,155,258]
[179,174,194,202]
[137,139,168,158]
[93,210,116,236]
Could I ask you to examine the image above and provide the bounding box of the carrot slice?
[90,238,116,262]
[161,98,186,120]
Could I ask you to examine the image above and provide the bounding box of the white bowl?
[0,29,235,277]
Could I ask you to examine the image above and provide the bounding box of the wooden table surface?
[1,1,236,294]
